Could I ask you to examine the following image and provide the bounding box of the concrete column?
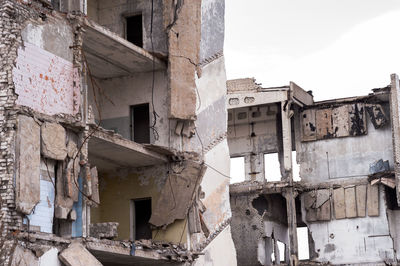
[245,153,264,182]
[280,101,299,265]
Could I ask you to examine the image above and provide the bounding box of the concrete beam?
[227,90,288,110]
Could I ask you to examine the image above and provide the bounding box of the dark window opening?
[385,186,400,210]
[134,198,152,240]
[130,103,150,143]
[126,14,143,47]
[251,195,269,216]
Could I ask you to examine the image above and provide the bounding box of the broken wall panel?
[349,103,367,136]
[13,42,80,115]
[365,104,388,129]
[149,161,206,227]
[300,109,316,141]
[332,105,350,137]
[167,0,201,120]
[15,115,41,215]
[315,108,333,140]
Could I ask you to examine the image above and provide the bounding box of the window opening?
[297,227,310,260]
[230,157,245,184]
[126,14,143,47]
[292,151,301,181]
[130,103,150,143]
[264,153,281,181]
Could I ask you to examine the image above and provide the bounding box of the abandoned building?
[227,77,400,265]
[0,0,238,265]
[1,0,400,265]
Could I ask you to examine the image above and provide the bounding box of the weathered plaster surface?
[193,225,237,266]
[298,109,393,182]
[13,42,80,115]
[200,0,225,63]
[306,186,395,264]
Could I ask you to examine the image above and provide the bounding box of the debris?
[90,222,119,239]
[59,243,102,266]
[369,159,390,175]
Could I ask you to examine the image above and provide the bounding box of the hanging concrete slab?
[149,161,206,227]
[15,115,41,214]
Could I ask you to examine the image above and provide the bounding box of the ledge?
[88,127,168,172]
[82,19,166,79]
[86,238,195,265]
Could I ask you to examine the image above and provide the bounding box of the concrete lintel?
[82,19,166,79]
[88,127,168,172]
[227,90,288,110]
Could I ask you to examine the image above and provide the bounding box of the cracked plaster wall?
[304,186,395,264]
[297,104,393,182]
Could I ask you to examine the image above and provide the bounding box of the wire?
[204,162,231,179]
[149,0,160,141]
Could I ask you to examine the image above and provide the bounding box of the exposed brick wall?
[0,1,50,264]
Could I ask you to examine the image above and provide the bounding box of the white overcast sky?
[225,0,400,101]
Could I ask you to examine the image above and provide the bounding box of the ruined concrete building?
[227,77,400,265]
[0,0,237,265]
[2,0,400,265]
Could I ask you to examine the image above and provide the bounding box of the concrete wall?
[88,70,169,145]
[91,165,188,244]
[230,193,289,266]
[14,18,80,116]
[93,0,167,55]
[305,186,395,264]
[297,104,393,182]
[200,0,225,63]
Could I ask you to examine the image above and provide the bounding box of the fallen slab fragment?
[15,115,41,214]
[11,246,38,266]
[59,243,102,266]
[41,122,67,160]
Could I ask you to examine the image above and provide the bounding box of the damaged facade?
[228,77,400,265]
[0,0,237,265]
